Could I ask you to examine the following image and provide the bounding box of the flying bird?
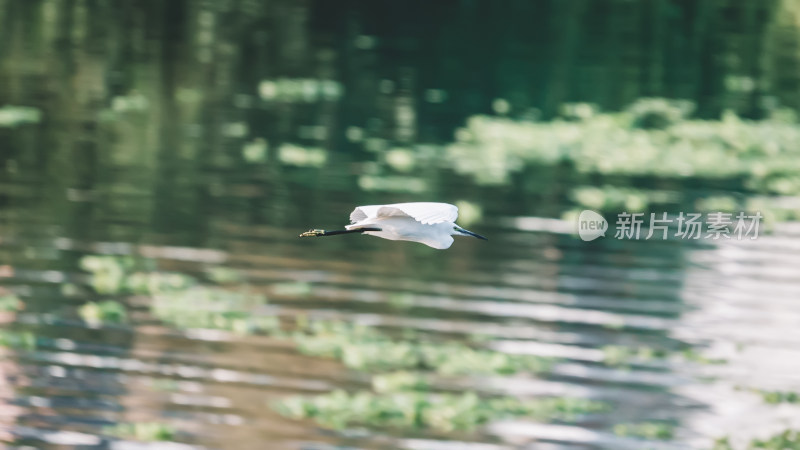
[299,202,487,249]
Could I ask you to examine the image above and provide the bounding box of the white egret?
[299,202,487,249]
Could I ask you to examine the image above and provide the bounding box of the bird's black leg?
[299,227,381,237]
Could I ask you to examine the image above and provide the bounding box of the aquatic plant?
[258,78,343,103]
[242,138,269,163]
[445,100,800,192]
[357,175,428,193]
[627,98,694,129]
[80,255,136,294]
[753,389,800,404]
[110,93,149,113]
[77,254,590,437]
[680,348,727,365]
[602,345,670,367]
[277,143,327,167]
[601,345,725,367]
[80,255,193,295]
[713,437,734,450]
[292,320,554,375]
[714,429,800,449]
[123,271,195,295]
[613,421,675,440]
[270,281,312,298]
[0,105,41,127]
[205,266,245,284]
[80,256,276,334]
[103,422,176,441]
[0,293,23,312]
[371,371,429,393]
[453,200,483,227]
[570,185,679,213]
[750,429,800,449]
[274,389,605,432]
[0,330,36,350]
[384,148,416,172]
[78,300,128,326]
[151,286,278,335]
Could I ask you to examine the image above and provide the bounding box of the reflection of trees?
[3,1,799,183]
[764,0,800,112]
[318,1,796,122]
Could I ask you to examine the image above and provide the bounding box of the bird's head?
[453,225,488,240]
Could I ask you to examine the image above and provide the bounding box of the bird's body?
[300,202,486,249]
[351,216,458,249]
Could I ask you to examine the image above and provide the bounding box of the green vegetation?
[276,320,570,432]
[78,255,574,433]
[0,330,36,350]
[277,143,327,167]
[760,390,800,404]
[80,256,276,335]
[78,300,128,326]
[271,281,312,298]
[74,255,800,439]
[447,100,800,189]
[79,255,194,295]
[752,430,800,449]
[713,437,734,450]
[0,293,23,312]
[570,185,680,214]
[602,345,669,367]
[440,99,800,225]
[258,78,343,103]
[713,430,800,449]
[601,345,726,367]
[0,105,41,127]
[453,200,483,227]
[151,286,279,335]
[384,148,416,172]
[743,388,800,404]
[733,386,800,406]
[149,379,182,392]
[79,255,141,295]
[292,320,554,375]
[613,421,675,440]
[387,292,415,310]
[242,138,268,163]
[205,266,245,284]
[103,422,176,441]
[371,371,429,393]
[680,348,727,365]
[274,390,605,432]
[357,174,428,193]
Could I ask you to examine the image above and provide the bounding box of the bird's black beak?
[459,227,488,240]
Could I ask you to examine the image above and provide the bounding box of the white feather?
[349,202,458,225]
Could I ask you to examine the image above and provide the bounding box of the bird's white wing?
[378,202,458,225]
[349,205,382,224]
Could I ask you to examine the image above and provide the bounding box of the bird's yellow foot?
[299,229,325,237]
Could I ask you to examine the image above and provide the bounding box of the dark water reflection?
[3,1,800,449]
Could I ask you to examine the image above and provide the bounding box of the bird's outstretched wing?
[349,202,458,225]
[349,205,382,224]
